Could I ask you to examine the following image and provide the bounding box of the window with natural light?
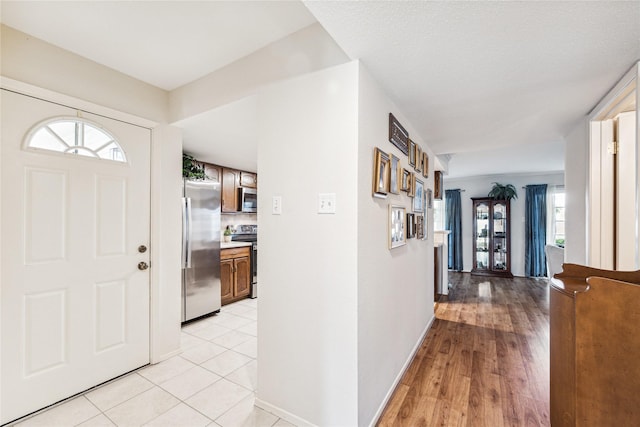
[551,187,565,247]
[26,118,126,162]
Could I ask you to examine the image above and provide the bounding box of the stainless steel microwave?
[239,187,257,212]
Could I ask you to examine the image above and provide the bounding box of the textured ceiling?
[2,1,638,178]
[304,1,640,157]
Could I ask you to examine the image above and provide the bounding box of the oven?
[231,224,257,298]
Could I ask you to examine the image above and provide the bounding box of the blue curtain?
[445,189,463,271]
[525,184,547,277]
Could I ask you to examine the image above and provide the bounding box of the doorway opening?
[588,62,639,270]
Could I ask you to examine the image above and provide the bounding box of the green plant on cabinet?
[488,182,518,201]
[183,153,207,180]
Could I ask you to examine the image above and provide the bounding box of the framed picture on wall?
[415,145,422,173]
[422,152,429,178]
[389,154,401,194]
[408,139,416,167]
[434,171,443,200]
[389,205,406,249]
[413,178,424,212]
[400,168,411,192]
[416,214,425,240]
[409,172,416,198]
[407,213,416,239]
[426,189,433,209]
[389,113,409,155]
[372,147,390,198]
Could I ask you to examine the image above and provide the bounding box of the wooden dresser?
[550,264,640,426]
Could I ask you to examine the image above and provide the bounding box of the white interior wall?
[150,124,183,362]
[443,172,565,276]
[256,60,437,426]
[1,25,169,123]
[256,62,360,427]
[357,66,435,426]
[169,23,348,123]
[564,118,588,265]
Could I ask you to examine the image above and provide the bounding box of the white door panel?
[616,111,638,270]
[1,90,151,423]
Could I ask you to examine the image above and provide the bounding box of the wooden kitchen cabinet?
[221,246,251,305]
[203,163,220,182]
[240,172,257,188]
[221,168,241,212]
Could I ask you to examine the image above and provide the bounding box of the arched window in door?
[25,117,127,163]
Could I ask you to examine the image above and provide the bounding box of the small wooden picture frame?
[389,205,407,249]
[415,145,422,173]
[408,139,416,167]
[413,178,424,212]
[422,152,429,178]
[389,113,409,155]
[407,213,416,239]
[408,171,416,197]
[401,168,411,192]
[416,215,425,240]
[434,171,443,200]
[373,147,390,198]
[389,154,401,195]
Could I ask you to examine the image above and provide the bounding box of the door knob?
[138,262,149,271]
[138,245,147,253]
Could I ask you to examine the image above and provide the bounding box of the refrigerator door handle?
[181,197,188,268]
[185,197,193,268]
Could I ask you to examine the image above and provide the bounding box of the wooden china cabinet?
[471,198,513,277]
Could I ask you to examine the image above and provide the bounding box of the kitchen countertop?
[221,241,252,249]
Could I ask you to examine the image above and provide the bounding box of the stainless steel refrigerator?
[181,179,221,322]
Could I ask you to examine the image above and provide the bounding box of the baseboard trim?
[368,314,436,427]
[254,398,317,427]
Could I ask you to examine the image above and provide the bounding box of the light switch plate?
[272,196,282,215]
[318,193,336,214]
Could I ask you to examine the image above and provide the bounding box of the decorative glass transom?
[26,118,127,163]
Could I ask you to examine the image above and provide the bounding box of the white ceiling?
[305,0,640,157]
[2,1,639,178]
[445,141,565,179]
[0,1,316,91]
[175,96,258,172]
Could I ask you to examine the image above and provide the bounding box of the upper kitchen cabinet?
[204,163,220,182]
[240,172,257,188]
[222,168,241,212]
[221,167,258,213]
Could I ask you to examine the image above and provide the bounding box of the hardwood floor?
[377,273,550,427]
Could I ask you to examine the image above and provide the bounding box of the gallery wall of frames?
[374,113,434,249]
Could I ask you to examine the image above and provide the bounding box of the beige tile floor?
[12,298,294,427]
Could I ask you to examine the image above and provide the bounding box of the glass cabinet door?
[472,198,512,277]
[492,202,508,271]
[475,202,490,271]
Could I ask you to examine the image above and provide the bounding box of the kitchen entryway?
[9,299,292,427]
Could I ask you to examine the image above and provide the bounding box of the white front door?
[1,90,151,423]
